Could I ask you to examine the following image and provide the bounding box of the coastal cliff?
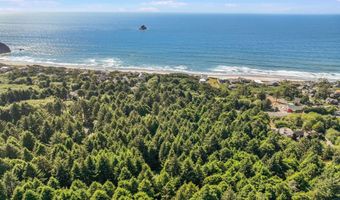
[0,42,11,54]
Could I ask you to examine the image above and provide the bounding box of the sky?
[1,0,340,14]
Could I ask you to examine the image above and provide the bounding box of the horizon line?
[1,11,340,15]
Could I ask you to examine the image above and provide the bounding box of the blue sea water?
[0,13,340,80]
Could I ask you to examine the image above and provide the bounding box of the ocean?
[0,13,339,80]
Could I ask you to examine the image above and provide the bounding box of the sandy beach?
[0,60,311,82]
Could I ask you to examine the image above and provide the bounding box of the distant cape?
[0,42,11,54]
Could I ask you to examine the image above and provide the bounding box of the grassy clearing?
[0,84,40,94]
[0,97,55,109]
[20,97,55,106]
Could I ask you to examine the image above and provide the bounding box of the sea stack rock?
[0,42,11,54]
[139,25,147,31]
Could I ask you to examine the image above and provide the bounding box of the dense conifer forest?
[0,66,339,200]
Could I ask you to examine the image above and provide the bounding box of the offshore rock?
[0,42,11,54]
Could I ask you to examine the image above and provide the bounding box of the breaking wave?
[0,55,339,81]
[0,56,190,73]
[211,65,340,81]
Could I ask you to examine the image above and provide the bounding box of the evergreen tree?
[22,131,36,151]
[174,182,198,200]
[1,171,18,199]
[97,155,112,183]
[90,190,110,200]
[23,190,39,200]
[40,186,55,200]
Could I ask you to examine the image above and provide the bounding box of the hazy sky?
[1,0,340,14]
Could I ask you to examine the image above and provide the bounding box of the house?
[138,73,146,81]
[266,81,279,86]
[229,77,250,84]
[334,110,340,117]
[326,98,339,105]
[219,79,229,84]
[199,74,208,83]
[69,91,79,99]
[333,90,340,99]
[98,75,107,82]
[20,67,29,73]
[0,66,11,73]
[199,78,207,83]
[278,128,294,138]
[287,103,304,113]
[228,84,238,90]
[229,79,239,84]
[254,80,263,84]
[277,128,312,140]
[231,77,251,84]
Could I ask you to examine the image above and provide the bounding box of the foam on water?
[0,56,81,67]
[212,65,340,81]
[1,55,339,81]
[0,55,191,73]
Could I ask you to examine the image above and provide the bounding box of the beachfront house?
[199,75,208,83]
[0,66,11,73]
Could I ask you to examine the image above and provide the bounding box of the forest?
[0,65,339,200]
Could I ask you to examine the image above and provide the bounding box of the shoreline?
[0,60,334,82]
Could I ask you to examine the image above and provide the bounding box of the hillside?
[0,65,339,200]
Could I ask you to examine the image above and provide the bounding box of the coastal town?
[200,74,340,142]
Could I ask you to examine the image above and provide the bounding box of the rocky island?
[0,42,11,54]
[139,25,147,31]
